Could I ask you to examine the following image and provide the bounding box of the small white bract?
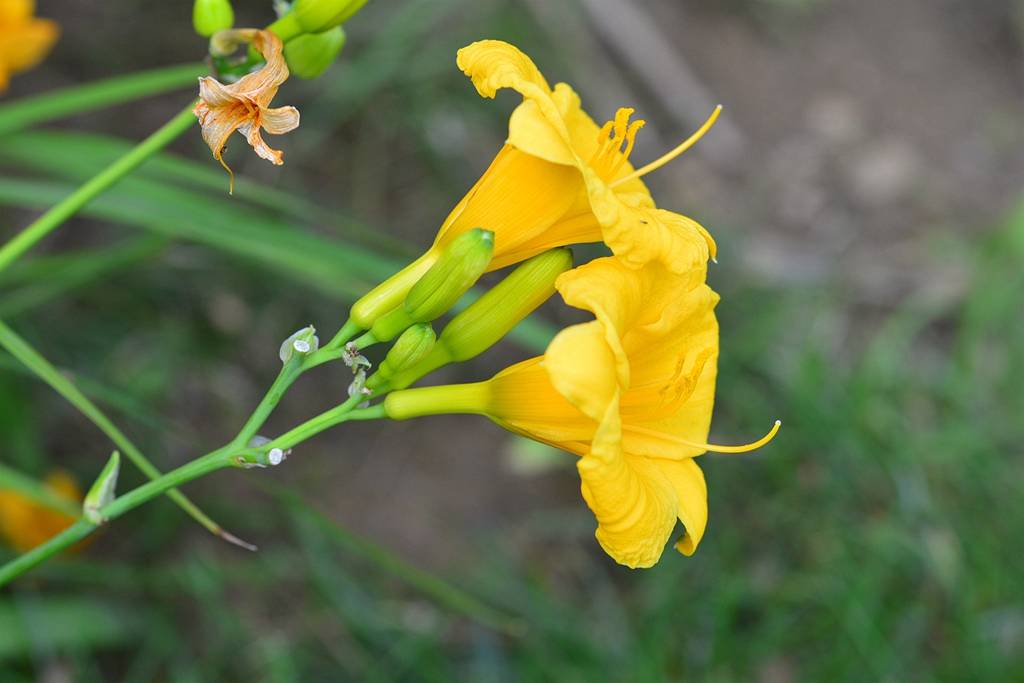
[279,325,319,364]
[268,447,285,466]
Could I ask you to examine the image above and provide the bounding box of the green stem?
[0,448,235,587]
[268,395,370,451]
[0,103,197,274]
[0,395,388,587]
[323,319,362,352]
[0,319,227,538]
[0,520,95,586]
[232,361,304,447]
[0,63,204,137]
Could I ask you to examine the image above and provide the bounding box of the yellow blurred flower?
[0,470,80,552]
[0,0,59,93]
[194,28,300,189]
[385,259,778,568]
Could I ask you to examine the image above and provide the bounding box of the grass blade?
[268,482,525,636]
[0,63,204,136]
[0,319,231,540]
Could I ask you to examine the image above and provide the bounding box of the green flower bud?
[405,229,495,322]
[436,247,571,361]
[370,228,494,342]
[367,323,436,391]
[83,451,120,525]
[384,247,573,391]
[292,0,367,34]
[193,0,234,37]
[350,251,438,330]
[284,26,346,79]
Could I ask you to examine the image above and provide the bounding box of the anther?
[610,105,722,188]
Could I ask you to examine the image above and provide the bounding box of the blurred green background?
[2,0,1023,680]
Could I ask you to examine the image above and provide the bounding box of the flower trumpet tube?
[347,39,718,331]
[384,257,779,568]
[368,247,573,392]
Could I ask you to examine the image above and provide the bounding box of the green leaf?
[0,63,204,137]
[0,319,223,535]
[0,596,142,659]
[268,482,524,635]
[0,173,555,351]
[0,236,168,318]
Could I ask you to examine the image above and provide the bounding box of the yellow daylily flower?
[0,470,80,552]
[442,39,719,273]
[350,39,718,328]
[0,0,59,93]
[385,258,779,568]
[194,28,300,190]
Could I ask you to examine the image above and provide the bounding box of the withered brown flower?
[194,29,300,191]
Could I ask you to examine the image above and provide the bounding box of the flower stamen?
[591,108,646,181]
[625,419,781,454]
[609,105,722,188]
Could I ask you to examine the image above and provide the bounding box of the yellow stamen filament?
[610,105,723,188]
[608,119,645,177]
[625,419,781,454]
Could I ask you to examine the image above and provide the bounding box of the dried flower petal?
[194,29,300,191]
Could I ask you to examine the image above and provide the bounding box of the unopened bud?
[284,26,346,79]
[438,247,570,361]
[350,251,438,330]
[291,0,367,33]
[370,228,494,342]
[279,325,319,364]
[385,248,572,390]
[83,451,120,525]
[367,323,435,391]
[193,0,234,37]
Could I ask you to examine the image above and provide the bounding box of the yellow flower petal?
[458,39,581,167]
[433,145,590,270]
[456,40,716,275]
[654,457,708,555]
[594,200,716,275]
[621,288,718,459]
[0,0,32,24]
[0,470,81,553]
[546,321,619,423]
[456,39,552,101]
[578,400,678,568]
[0,0,58,91]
